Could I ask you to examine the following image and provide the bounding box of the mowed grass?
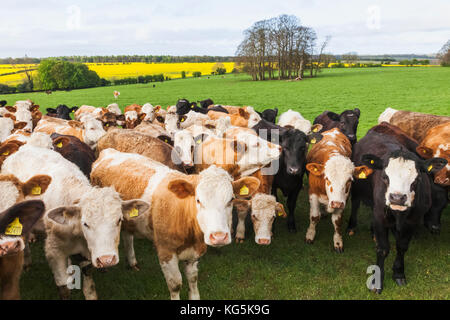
[1,67,450,300]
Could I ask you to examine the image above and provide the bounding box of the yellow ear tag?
[164,139,168,143]
[313,128,318,132]
[5,217,23,236]
[129,208,139,218]
[31,186,41,195]
[240,185,249,196]
[370,160,374,164]
[277,211,283,217]
[314,168,318,172]
[181,118,185,122]
[423,150,426,154]
[2,151,9,156]
[196,139,202,144]
[106,124,109,127]
[427,165,433,172]
[56,142,63,148]
[358,172,367,179]
[310,138,316,144]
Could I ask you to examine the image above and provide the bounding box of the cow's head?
[245,107,262,128]
[45,187,149,268]
[106,103,121,116]
[0,200,45,257]
[168,166,259,247]
[141,103,158,122]
[101,112,120,130]
[327,108,360,144]
[80,115,106,149]
[362,150,447,213]
[174,131,195,168]
[257,108,278,124]
[307,156,372,210]
[417,143,450,187]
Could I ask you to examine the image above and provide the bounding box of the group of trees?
[399,59,430,66]
[438,40,450,66]
[236,15,329,81]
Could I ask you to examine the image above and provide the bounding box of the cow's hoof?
[305,238,314,244]
[394,278,407,286]
[370,287,383,294]
[429,225,440,235]
[128,264,140,272]
[334,247,344,253]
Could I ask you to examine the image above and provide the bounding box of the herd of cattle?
[0,97,448,299]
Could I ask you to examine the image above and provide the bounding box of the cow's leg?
[286,187,301,233]
[235,207,249,243]
[45,246,71,300]
[123,231,139,271]
[184,259,200,300]
[0,252,23,300]
[391,225,414,286]
[372,210,390,294]
[347,189,360,235]
[159,254,182,300]
[424,183,447,234]
[80,263,98,300]
[305,194,320,243]
[331,209,344,253]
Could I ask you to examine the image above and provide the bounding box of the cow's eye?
[382,174,389,184]
[410,180,418,191]
[83,222,90,229]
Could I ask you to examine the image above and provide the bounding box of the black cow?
[198,99,214,109]
[347,123,447,293]
[313,108,360,144]
[50,133,96,177]
[0,101,7,107]
[256,108,278,124]
[46,105,78,120]
[252,119,322,232]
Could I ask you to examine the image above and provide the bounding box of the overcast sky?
[1,0,449,58]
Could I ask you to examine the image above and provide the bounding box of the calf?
[378,108,450,143]
[416,122,450,187]
[305,129,372,252]
[124,104,145,129]
[347,123,447,293]
[50,133,96,177]
[252,119,322,232]
[313,108,361,144]
[46,105,78,120]
[0,200,46,300]
[96,129,185,172]
[1,145,148,300]
[91,149,259,299]
[256,108,278,124]
[278,109,322,134]
[3,105,34,132]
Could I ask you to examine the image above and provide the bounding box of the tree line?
[235,14,329,81]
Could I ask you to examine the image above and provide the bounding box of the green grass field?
[1,67,450,300]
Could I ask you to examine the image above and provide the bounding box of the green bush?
[181,71,186,78]
[215,67,227,75]
[192,71,202,77]
[0,84,16,94]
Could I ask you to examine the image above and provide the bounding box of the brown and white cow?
[378,108,450,143]
[416,122,450,186]
[124,104,145,129]
[1,145,148,300]
[208,106,261,128]
[91,148,260,299]
[305,128,373,252]
[74,105,97,121]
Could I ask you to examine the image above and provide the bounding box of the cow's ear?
[30,105,39,112]
[22,175,52,197]
[70,106,79,113]
[5,106,16,113]
[307,132,323,145]
[168,179,195,199]
[179,115,187,123]
[310,124,323,133]
[361,154,383,170]
[122,200,150,221]
[416,146,433,159]
[420,158,448,174]
[353,166,373,180]
[274,108,278,117]
[46,108,56,114]
[158,135,173,146]
[68,120,84,129]
[155,116,164,123]
[0,200,45,235]
[154,105,161,112]
[306,163,324,176]
[275,202,287,218]
[194,134,208,145]
[232,177,260,198]
[53,136,70,149]
[13,121,28,130]
[353,108,361,118]
[0,141,21,158]
[138,113,146,122]
[326,112,340,121]
[46,206,81,225]
[4,113,16,121]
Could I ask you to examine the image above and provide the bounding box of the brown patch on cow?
[0,251,24,300]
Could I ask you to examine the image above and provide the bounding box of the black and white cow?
[313,108,360,145]
[252,119,322,232]
[348,123,447,293]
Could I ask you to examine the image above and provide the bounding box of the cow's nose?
[434,176,449,186]
[389,193,407,205]
[0,240,21,257]
[330,201,345,209]
[209,232,229,245]
[288,167,299,175]
[257,238,271,245]
[96,255,117,268]
[182,161,194,168]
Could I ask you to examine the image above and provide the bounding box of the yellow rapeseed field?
[0,62,235,86]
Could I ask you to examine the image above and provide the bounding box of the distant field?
[1,67,449,300]
[0,62,235,86]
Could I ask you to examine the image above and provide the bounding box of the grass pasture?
[1,67,450,300]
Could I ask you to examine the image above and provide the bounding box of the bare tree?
[342,52,359,66]
[437,40,450,66]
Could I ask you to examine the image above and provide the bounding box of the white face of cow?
[195,166,233,247]
[142,103,155,122]
[245,107,262,128]
[107,103,122,116]
[250,194,282,245]
[81,115,106,149]
[323,155,354,211]
[164,112,180,137]
[15,108,33,131]
[174,130,194,167]
[384,157,418,211]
